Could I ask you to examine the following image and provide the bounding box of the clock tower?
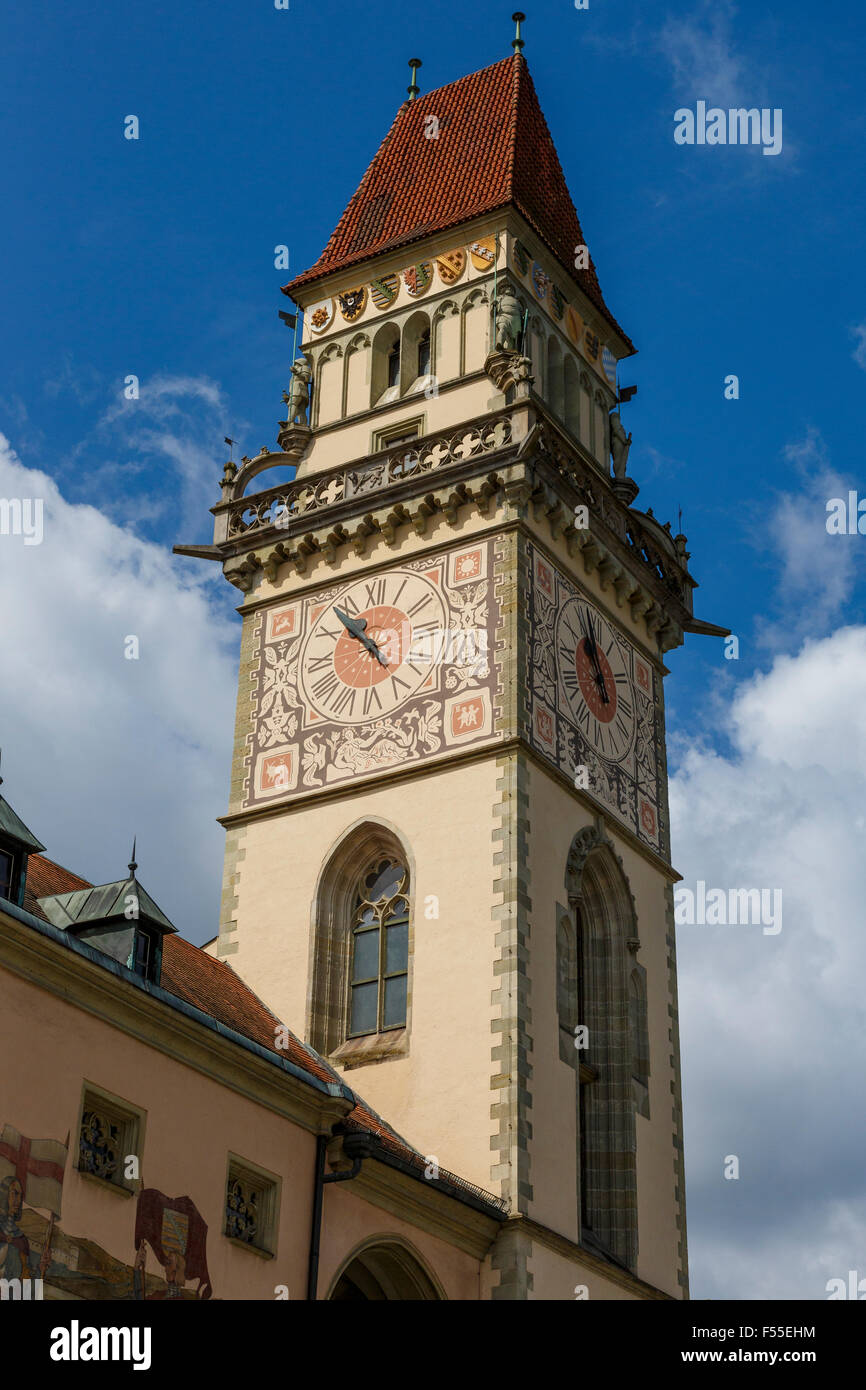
[178,44,725,1299]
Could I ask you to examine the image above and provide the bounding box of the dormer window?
[0,845,15,901]
[134,927,154,981]
[0,780,45,907]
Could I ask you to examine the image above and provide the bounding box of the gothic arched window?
[564,830,644,1270]
[309,822,414,1063]
[349,859,409,1037]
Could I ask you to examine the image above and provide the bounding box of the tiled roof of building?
[24,853,91,917]
[19,856,424,1168]
[285,53,630,348]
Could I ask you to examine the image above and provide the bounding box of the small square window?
[372,417,424,454]
[224,1156,281,1257]
[77,1084,144,1194]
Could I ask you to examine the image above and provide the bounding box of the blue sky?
[2,0,865,1301]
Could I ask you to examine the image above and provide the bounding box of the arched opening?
[401,311,432,396]
[371,323,401,406]
[564,354,580,439]
[308,819,414,1061]
[565,830,639,1270]
[547,337,564,419]
[328,1241,444,1300]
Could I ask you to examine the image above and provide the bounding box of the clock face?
[555,598,636,763]
[299,571,448,724]
[526,543,662,853]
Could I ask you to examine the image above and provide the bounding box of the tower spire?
[407,57,422,101]
[512,11,526,53]
[128,837,138,878]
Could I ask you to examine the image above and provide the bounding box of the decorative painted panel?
[525,541,665,855]
[244,539,503,806]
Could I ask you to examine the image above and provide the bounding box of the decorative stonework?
[526,543,667,856]
[490,750,533,1209]
[241,539,504,809]
[665,880,690,1295]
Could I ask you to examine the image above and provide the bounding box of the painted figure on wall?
[133,1188,213,1299]
[0,1125,68,1282]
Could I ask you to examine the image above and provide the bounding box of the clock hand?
[580,613,610,704]
[334,606,389,668]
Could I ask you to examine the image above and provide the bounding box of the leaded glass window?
[349,859,409,1037]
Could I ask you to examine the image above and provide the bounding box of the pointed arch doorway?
[327,1240,444,1300]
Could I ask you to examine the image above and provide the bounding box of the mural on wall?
[244,538,504,807]
[0,1124,67,1284]
[1,1121,215,1299]
[133,1188,212,1300]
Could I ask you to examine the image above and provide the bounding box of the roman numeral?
[341,592,360,616]
[391,578,407,606]
[389,673,411,699]
[332,685,357,718]
[558,640,577,665]
[618,695,633,718]
[311,671,340,703]
[407,593,433,618]
[364,577,387,608]
[307,652,333,674]
[562,668,578,690]
[363,686,382,717]
[318,624,342,641]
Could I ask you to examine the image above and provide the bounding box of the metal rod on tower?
[512,12,526,53]
[224,437,236,460]
[407,58,422,101]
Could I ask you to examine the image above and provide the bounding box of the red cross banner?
[0,1124,68,1217]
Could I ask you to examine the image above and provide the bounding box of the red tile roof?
[24,853,91,917]
[285,54,631,348]
[21,855,416,1157]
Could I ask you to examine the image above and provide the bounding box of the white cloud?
[756,430,858,645]
[671,625,866,1298]
[0,431,238,942]
[657,3,746,106]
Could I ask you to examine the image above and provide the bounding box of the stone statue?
[494,283,523,353]
[282,357,312,425]
[609,410,632,479]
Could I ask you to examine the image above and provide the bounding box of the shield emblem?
[338,287,367,321]
[565,305,583,346]
[436,249,466,284]
[370,274,399,309]
[512,240,530,276]
[469,237,496,271]
[602,346,617,385]
[403,262,433,296]
[531,263,549,300]
[308,299,335,334]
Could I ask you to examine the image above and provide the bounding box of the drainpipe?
[306,1130,368,1300]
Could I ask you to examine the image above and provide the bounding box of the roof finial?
[128,836,138,878]
[407,58,422,101]
[512,12,526,53]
